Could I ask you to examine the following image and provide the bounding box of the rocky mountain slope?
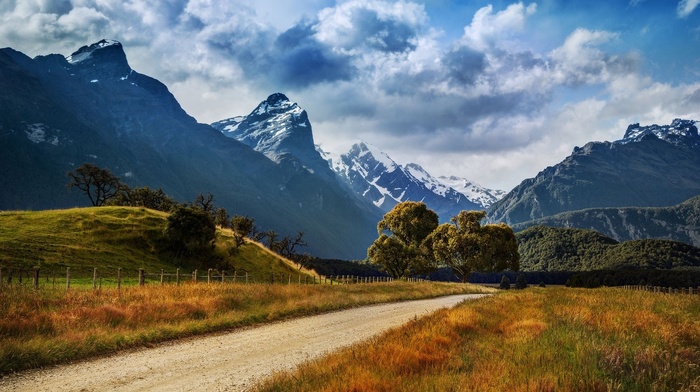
[320,141,503,222]
[0,40,378,259]
[488,119,700,225]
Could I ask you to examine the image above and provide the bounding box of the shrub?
[515,273,528,289]
[499,275,511,290]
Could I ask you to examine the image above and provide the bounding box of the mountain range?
[212,94,503,223]
[488,119,700,226]
[3,39,700,263]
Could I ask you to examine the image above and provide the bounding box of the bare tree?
[67,163,122,206]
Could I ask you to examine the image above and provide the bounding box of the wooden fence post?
[33,267,40,290]
[208,269,212,284]
[93,268,98,290]
[139,268,145,286]
[117,268,122,290]
[176,268,180,286]
[222,270,225,283]
[193,269,198,283]
[245,272,248,284]
[66,267,71,290]
[161,269,164,285]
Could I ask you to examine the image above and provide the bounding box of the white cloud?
[678,0,700,17]
[460,2,536,52]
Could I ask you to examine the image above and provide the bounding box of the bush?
[499,275,511,290]
[515,273,528,289]
[164,206,216,255]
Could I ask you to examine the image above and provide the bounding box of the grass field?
[256,287,700,391]
[0,281,490,375]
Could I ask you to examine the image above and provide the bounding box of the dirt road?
[0,294,487,392]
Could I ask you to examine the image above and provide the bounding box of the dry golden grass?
[256,287,700,392]
[0,281,490,374]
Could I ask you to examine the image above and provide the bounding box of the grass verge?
[255,287,700,391]
[0,281,490,375]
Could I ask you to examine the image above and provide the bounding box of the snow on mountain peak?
[66,39,122,64]
[620,118,698,145]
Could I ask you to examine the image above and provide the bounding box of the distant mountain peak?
[620,118,698,146]
[66,39,123,64]
[65,39,131,80]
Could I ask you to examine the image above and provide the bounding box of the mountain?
[319,141,503,222]
[0,40,378,259]
[516,225,700,272]
[512,195,700,247]
[489,119,700,225]
[211,93,337,182]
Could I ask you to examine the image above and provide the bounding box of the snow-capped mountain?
[437,176,507,209]
[488,118,700,225]
[320,141,504,222]
[619,118,699,146]
[212,93,335,180]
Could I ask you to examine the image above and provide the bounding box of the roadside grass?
[255,287,700,391]
[0,281,491,375]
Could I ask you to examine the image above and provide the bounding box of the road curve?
[0,294,488,392]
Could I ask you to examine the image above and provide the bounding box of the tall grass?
[0,281,489,375]
[256,288,700,391]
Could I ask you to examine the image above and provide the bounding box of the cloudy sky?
[2,0,700,191]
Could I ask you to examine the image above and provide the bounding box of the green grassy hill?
[0,207,315,280]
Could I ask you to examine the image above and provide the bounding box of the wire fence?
[620,285,700,295]
[0,266,427,291]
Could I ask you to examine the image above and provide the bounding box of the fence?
[0,266,426,291]
[620,285,700,295]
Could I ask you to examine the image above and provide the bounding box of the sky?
[2,0,700,191]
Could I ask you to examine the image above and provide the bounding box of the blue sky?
[1,0,699,190]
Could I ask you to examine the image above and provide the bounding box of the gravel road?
[0,294,487,392]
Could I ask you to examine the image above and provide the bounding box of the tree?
[192,192,215,213]
[164,206,216,255]
[214,208,229,228]
[109,186,175,212]
[231,215,255,248]
[67,163,122,206]
[424,210,520,283]
[368,201,439,278]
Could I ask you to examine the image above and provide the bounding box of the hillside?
[517,225,700,271]
[0,207,313,278]
[512,195,700,246]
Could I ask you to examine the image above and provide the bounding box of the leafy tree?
[368,202,439,278]
[214,208,229,228]
[424,210,520,283]
[231,215,255,248]
[67,163,123,206]
[192,192,215,213]
[109,186,176,212]
[164,206,216,255]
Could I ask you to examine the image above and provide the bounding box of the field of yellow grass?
[0,281,490,375]
[256,287,700,391]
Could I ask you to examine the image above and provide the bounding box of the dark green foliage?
[517,226,700,271]
[164,206,216,255]
[515,273,528,289]
[305,259,387,277]
[368,202,439,278]
[512,195,700,247]
[231,215,255,248]
[538,281,546,288]
[499,275,511,290]
[109,186,176,212]
[214,208,229,228]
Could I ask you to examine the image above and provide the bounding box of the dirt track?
[0,294,487,392]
